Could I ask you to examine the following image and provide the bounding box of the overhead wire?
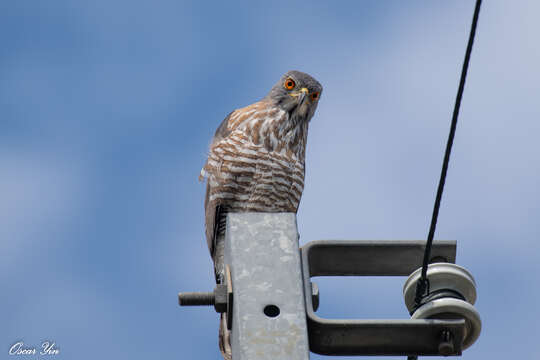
[409,1,483,358]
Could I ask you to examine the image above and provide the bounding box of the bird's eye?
[310,92,320,101]
[284,78,296,90]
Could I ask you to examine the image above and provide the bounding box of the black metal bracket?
[301,240,465,356]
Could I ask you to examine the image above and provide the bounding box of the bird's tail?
[219,313,232,360]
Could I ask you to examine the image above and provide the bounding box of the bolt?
[178,292,215,306]
[178,285,228,313]
[438,330,454,356]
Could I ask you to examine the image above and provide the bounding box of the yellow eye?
[284,78,296,90]
[310,92,320,101]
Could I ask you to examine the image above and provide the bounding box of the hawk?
[200,70,322,359]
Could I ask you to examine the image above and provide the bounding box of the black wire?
[418,0,482,290]
[412,0,483,322]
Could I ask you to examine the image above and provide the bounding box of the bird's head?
[266,70,322,122]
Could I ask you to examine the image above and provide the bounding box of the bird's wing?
[202,107,251,256]
[201,100,270,257]
[202,111,234,256]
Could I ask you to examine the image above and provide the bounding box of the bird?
[199,70,322,359]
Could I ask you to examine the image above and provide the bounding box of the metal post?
[178,214,480,357]
[224,213,309,360]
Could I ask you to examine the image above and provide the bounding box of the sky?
[2,1,539,359]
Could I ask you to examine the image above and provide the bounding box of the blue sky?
[2,1,539,359]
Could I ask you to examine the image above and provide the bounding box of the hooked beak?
[296,87,309,104]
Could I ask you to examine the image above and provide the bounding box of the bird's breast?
[206,132,305,213]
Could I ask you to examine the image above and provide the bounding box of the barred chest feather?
[202,101,309,213]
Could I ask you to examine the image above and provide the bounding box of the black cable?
[410,4,483,360]
[414,0,482,304]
